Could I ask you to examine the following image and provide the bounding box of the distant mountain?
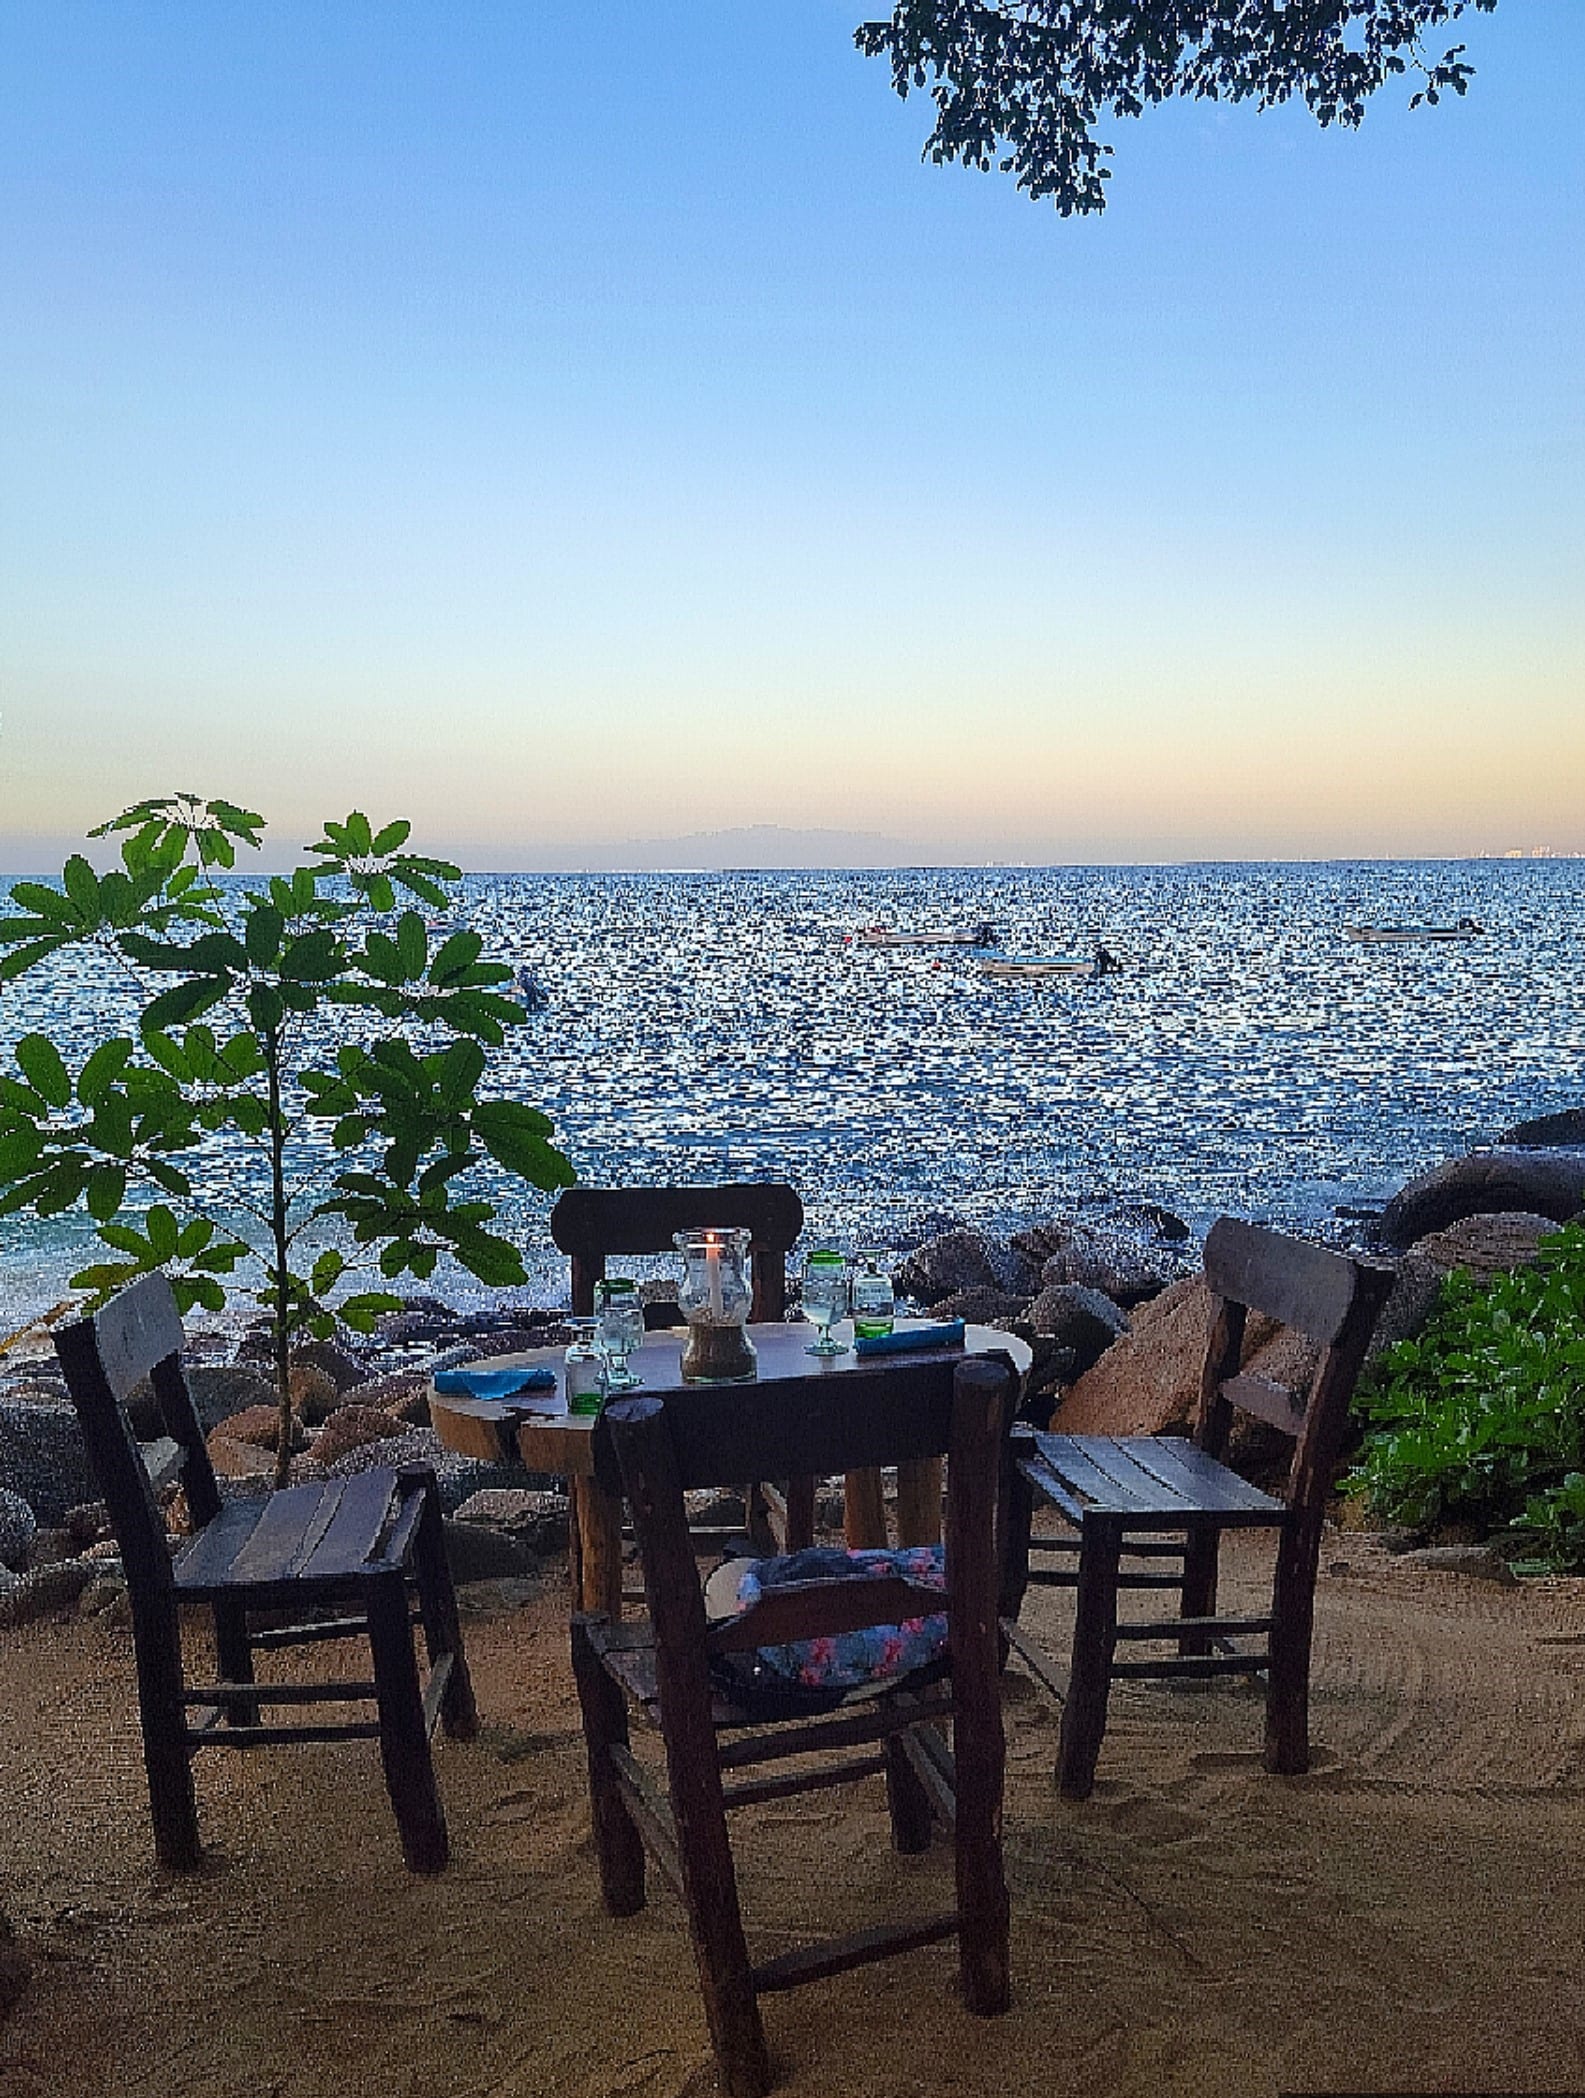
[604,824,917,871]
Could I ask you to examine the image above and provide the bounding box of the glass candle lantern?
[673,1227,757,1383]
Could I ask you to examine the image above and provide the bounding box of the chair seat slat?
[174,1503,267,1592]
[1034,1434,1199,1515]
[1111,1436,1285,1516]
[299,1470,400,1580]
[225,1483,342,1586]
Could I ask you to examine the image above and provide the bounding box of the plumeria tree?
[0,794,573,1484]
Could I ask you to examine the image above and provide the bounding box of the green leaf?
[473,1099,574,1188]
[142,979,228,1033]
[144,1204,181,1260]
[0,938,69,982]
[280,928,339,982]
[365,873,396,914]
[0,1127,44,1179]
[8,881,82,924]
[449,1226,529,1288]
[86,1164,128,1222]
[78,1037,135,1105]
[395,911,427,978]
[370,819,412,855]
[247,983,285,1033]
[429,930,484,985]
[62,855,100,920]
[16,1035,73,1109]
[244,903,284,967]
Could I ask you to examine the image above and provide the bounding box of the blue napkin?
[853,1320,966,1358]
[433,1365,558,1400]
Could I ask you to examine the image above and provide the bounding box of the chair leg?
[130,1597,203,1872]
[1178,1523,1220,1658]
[365,1569,449,1874]
[1059,1518,1122,1801]
[1264,1524,1319,1774]
[211,1596,258,1728]
[883,1729,935,1854]
[570,1615,647,1916]
[409,1476,479,1740]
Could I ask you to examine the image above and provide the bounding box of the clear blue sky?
[1,1,1579,869]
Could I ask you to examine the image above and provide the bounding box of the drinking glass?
[594,1277,645,1391]
[802,1248,850,1356]
[850,1253,895,1340]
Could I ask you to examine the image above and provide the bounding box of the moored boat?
[852,920,998,949]
[1343,917,1485,944]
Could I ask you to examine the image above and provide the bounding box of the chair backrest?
[551,1182,805,1321]
[602,1351,1016,1665]
[1195,1217,1394,1511]
[54,1274,224,1599]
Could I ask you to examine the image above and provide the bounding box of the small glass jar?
[594,1276,644,1391]
[850,1253,895,1340]
[674,1227,757,1383]
[564,1319,606,1416]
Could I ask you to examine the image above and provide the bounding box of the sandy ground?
[3,1531,1585,2098]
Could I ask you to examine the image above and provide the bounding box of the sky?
[0,1,1580,871]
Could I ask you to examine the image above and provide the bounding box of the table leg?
[843,1469,889,1550]
[895,1457,943,1548]
[572,1475,625,1618]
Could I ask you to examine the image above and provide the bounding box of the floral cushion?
[722,1543,948,1694]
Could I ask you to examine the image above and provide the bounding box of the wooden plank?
[708,1574,946,1656]
[896,1726,957,1831]
[843,1467,889,1549]
[190,1719,385,1749]
[87,1273,185,1403]
[1000,1617,1069,1706]
[181,1678,378,1705]
[1203,1218,1366,1346]
[895,1456,943,1547]
[1034,1435,1191,1516]
[751,1913,960,1994]
[721,1753,888,1811]
[174,1503,269,1592]
[223,1484,339,1586]
[1112,1615,1273,1642]
[298,1472,399,1581]
[1111,1651,1268,1679]
[609,1745,684,1895]
[1116,1437,1284,1516]
[1219,1373,1308,1440]
[715,1689,957,1770]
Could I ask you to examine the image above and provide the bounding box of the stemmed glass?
[594,1277,645,1391]
[802,1248,850,1356]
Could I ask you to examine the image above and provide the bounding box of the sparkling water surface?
[2,861,1581,1327]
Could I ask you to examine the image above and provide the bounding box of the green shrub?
[1344,1222,1585,1570]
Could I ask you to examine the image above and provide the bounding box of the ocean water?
[1,860,1581,1328]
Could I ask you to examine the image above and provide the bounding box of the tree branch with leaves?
[0,795,573,1485]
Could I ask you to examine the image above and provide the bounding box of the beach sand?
[2,1530,1583,2098]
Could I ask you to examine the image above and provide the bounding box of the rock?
[684,1489,748,1530]
[458,1326,554,1359]
[374,1309,461,1345]
[0,1400,95,1527]
[1499,1107,1585,1149]
[1026,1284,1130,1374]
[456,1576,543,1614]
[1365,1254,1443,1358]
[24,1527,75,1567]
[209,1405,302,1455]
[352,1370,429,1424]
[63,1502,108,1544]
[1014,1221,1173,1306]
[78,1574,129,1618]
[311,1404,408,1468]
[1409,1211,1560,1279]
[1116,1200,1192,1242]
[1056,1277,1316,1439]
[928,1286,1034,1327]
[442,1517,538,1582]
[289,1339,369,1393]
[452,1487,571,1556]
[1379,1148,1585,1246]
[148,1364,277,1437]
[892,1229,1002,1308]
[0,1558,94,1628]
[1394,1545,1517,1585]
[289,1365,341,1427]
[313,1426,523,1514]
[0,1490,36,1572]
[204,1432,276,1479]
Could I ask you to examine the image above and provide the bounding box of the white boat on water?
[852,921,998,949]
[1343,917,1485,945]
[979,946,1122,981]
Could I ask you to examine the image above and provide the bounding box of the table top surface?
[429,1319,1032,1476]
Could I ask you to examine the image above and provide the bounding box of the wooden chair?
[552,1182,810,1552]
[55,1274,478,1873]
[572,1351,1017,2098]
[1002,1218,1393,1800]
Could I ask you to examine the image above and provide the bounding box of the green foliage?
[856,1,1498,213]
[0,792,574,1482]
[1344,1223,1585,1569]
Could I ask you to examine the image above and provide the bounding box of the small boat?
[516,966,550,1012]
[978,941,1121,982]
[1343,917,1485,945]
[852,920,999,950]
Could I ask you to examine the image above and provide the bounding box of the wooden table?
[430,1319,1031,1617]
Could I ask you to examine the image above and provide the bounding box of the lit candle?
[705,1232,724,1322]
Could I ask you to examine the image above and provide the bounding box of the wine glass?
[802,1248,849,1356]
[595,1277,645,1391]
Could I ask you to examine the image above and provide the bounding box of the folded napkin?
[432,1365,558,1400]
[852,1320,966,1358]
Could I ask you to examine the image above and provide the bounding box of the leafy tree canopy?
[856,1,1499,211]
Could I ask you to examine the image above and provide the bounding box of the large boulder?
[0,1910,30,2020]
[1379,1148,1585,1247]
[1367,1212,1563,1358]
[1054,1277,1316,1438]
[0,1399,95,1526]
[928,1286,1034,1327]
[129,1363,277,1439]
[1499,1107,1585,1149]
[892,1229,1002,1308]
[310,1404,408,1469]
[288,1339,369,1393]
[1027,1284,1129,1375]
[1014,1221,1173,1307]
[0,1488,37,1572]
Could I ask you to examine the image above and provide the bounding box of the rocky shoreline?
[1,1109,1582,1628]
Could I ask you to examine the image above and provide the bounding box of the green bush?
[1344,1222,1585,1570]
